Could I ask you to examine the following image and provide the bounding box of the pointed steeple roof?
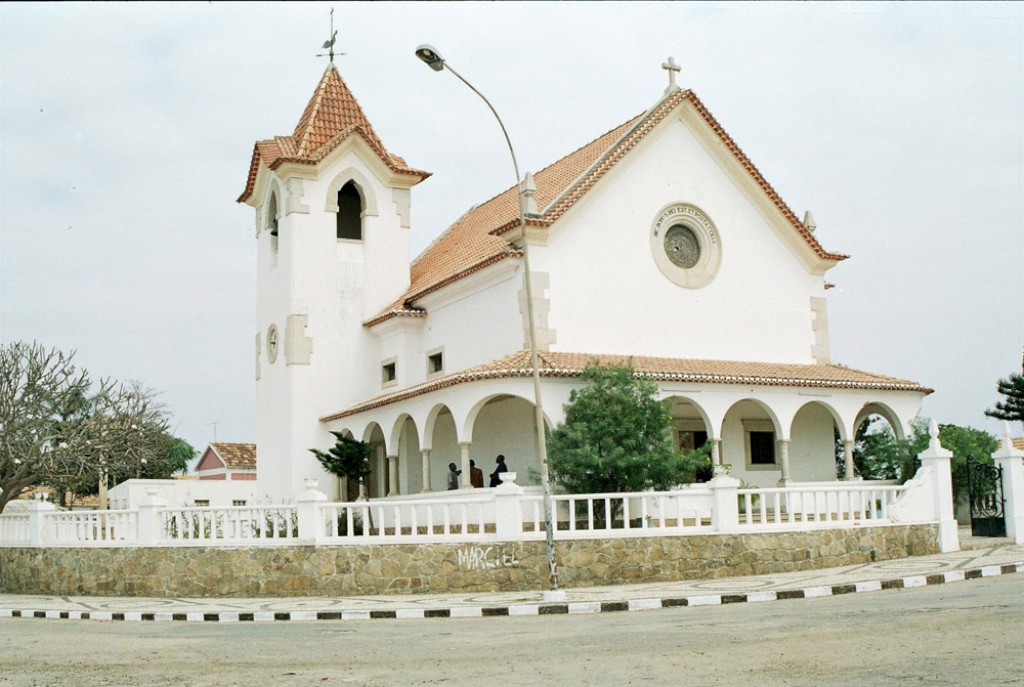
[238,64,428,203]
[291,64,387,158]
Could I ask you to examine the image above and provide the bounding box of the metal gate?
[966,455,1005,537]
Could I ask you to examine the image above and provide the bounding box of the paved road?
[1,573,1020,687]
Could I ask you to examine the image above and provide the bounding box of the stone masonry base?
[0,524,938,598]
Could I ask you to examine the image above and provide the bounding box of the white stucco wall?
[533,114,827,364]
[254,142,419,502]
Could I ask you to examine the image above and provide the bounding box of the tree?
[547,363,689,498]
[0,342,170,513]
[836,417,929,482]
[985,353,1024,424]
[309,432,372,496]
[837,415,996,505]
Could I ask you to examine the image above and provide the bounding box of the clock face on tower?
[650,203,722,288]
[266,324,279,363]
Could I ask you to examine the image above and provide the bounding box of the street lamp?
[416,44,562,597]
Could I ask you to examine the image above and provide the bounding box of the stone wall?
[0,524,937,597]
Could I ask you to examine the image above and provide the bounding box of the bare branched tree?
[0,342,171,513]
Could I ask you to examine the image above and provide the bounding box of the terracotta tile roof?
[321,351,931,422]
[209,442,257,470]
[238,65,429,203]
[1012,437,1024,452]
[368,88,846,324]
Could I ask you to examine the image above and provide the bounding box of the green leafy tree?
[547,363,689,499]
[985,354,1024,424]
[837,416,996,505]
[937,423,998,505]
[310,431,372,496]
[836,417,929,482]
[0,342,171,513]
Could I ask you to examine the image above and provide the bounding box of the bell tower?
[238,64,430,502]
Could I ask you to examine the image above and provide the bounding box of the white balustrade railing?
[319,497,493,542]
[0,476,938,548]
[521,489,714,539]
[736,484,908,529]
[161,505,298,543]
[0,514,31,544]
[46,510,138,545]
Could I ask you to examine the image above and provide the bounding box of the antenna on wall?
[207,421,220,443]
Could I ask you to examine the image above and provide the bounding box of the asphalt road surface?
[1,575,1021,687]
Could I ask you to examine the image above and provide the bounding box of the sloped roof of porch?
[320,351,932,422]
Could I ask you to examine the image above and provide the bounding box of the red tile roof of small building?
[208,442,257,470]
[321,351,930,422]
[238,65,429,203]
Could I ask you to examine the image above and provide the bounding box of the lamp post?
[416,44,561,596]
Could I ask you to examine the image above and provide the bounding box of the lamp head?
[415,44,445,72]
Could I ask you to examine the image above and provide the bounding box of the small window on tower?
[337,181,363,240]
[427,351,444,377]
[381,360,397,387]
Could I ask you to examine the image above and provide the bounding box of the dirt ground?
[1,575,1021,687]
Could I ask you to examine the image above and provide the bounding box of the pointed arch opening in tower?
[267,192,279,236]
[336,181,364,240]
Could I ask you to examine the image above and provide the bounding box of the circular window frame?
[266,324,279,363]
[650,203,722,288]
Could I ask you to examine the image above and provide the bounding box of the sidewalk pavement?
[2,538,1021,623]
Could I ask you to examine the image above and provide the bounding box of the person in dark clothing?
[489,454,508,488]
[447,463,461,490]
[470,460,484,488]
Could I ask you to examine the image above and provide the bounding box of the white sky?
[2,2,1022,457]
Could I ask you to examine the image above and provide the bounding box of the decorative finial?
[928,418,942,450]
[317,8,345,64]
[521,172,538,216]
[662,56,681,95]
[803,210,816,232]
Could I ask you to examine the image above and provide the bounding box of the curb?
[2,562,1021,623]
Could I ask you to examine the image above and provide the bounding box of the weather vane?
[317,7,345,63]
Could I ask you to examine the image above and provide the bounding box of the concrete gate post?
[993,421,1024,544]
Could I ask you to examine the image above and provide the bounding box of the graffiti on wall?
[456,545,520,571]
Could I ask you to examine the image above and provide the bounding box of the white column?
[387,455,399,497]
[918,419,959,552]
[340,475,349,501]
[710,438,722,467]
[709,474,740,533]
[421,450,432,493]
[492,472,524,540]
[376,445,386,498]
[459,442,472,488]
[26,499,57,546]
[993,421,1024,544]
[137,487,166,546]
[843,440,856,481]
[778,439,792,486]
[296,479,328,544]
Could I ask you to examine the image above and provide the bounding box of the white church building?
[238,60,930,504]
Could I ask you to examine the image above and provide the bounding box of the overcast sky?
[2,2,1021,459]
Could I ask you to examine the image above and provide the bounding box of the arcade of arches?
[320,377,924,500]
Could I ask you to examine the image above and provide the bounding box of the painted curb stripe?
[1,561,1020,624]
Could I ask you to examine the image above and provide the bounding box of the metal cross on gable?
[662,56,681,93]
